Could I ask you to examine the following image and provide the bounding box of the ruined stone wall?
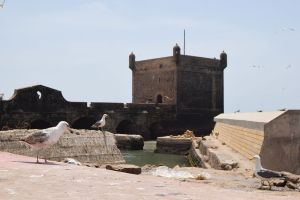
[0,85,88,129]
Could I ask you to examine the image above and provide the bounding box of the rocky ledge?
[114,134,144,150]
[0,129,125,165]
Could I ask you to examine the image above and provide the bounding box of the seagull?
[91,114,108,132]
[21,121,71,163]
[252,155,283,189]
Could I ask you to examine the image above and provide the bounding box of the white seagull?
[91,114,108,132]
[253,155,283,189]
[21,121,71,163]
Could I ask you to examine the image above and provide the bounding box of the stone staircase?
[188,136,252,171]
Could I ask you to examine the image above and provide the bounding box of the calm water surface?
[121,141,189,167]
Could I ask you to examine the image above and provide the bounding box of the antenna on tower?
[0,0,6,8]
[183,29,186,55]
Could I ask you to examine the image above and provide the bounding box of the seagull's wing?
[257,169,282,178]
[22,129,51,145]
[91,120,101,128]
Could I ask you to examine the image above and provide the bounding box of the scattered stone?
[282,171,300,184]
[222,164,232,171]
[142,164,157,172]
[286,181,299,190]
[220,161,238,171]
[106,164,142,175]
[203,155,209,162]
[273,180,287,187]
[195,172,211,180]
[170,130,195,139]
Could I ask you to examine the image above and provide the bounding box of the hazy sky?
[0,0,299,112]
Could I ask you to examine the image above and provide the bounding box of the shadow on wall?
[30,119,52,129]
[72,117,97,129]
[116,120,138,134]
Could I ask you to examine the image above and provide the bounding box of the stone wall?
[261,110,300,174]
[213,122,264,159]
[0,129,125,164]
[213,110,300,174]
[177,55,224,114]
[132,57,177,104]
[155,136,192,155]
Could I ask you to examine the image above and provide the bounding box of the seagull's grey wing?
[257,169,282,178]
[91,121,101,128]
[22,130,50,145]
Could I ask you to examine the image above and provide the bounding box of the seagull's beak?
[67,125,73,133]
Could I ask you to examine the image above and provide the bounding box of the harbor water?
[121,141,189,167]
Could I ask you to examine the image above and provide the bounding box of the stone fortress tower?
[129,44,227,134]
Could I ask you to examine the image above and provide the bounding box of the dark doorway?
[149,122,164,139]
[116,120,138,134]
[156,94,163,104]
[30,120,51,129]
[72,117,96,129]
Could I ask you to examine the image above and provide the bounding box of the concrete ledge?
[0,129,125,165]
[199,137,238,170]
[155,136,192,155]
[114,134,144,150]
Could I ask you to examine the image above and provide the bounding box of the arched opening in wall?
[72,117,96,129]
[116,120,138,134]
[30,120,51,129]
[156,94,163,104]
[149,121,181,139]
[149,122,164,139]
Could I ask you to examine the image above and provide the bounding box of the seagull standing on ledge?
[21,121,71,163]
[91,114,108,132]
[253,155,283,189]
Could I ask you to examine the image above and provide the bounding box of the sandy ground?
[0,152,299,200]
